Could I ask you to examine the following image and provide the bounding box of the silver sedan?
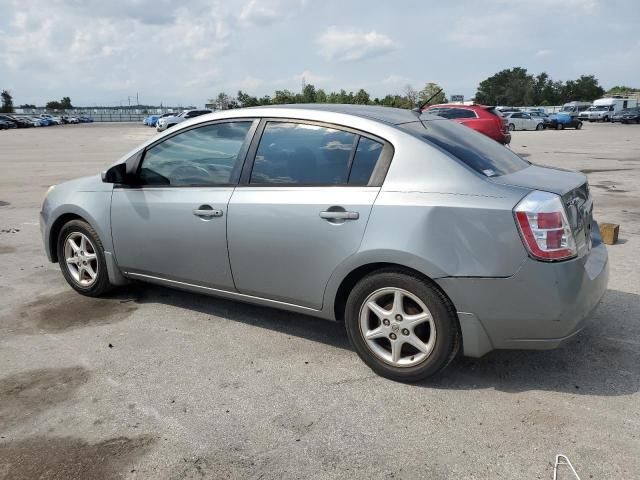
[40,105,608,382]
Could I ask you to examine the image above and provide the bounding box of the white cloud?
[317,26,398,62]
[536,49,554,57]
[239,0,305,25]
[382,75,412,86]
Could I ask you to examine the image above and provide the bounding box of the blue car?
[545,112,583,130]
[143,114,161,126]
[78,116,94,123]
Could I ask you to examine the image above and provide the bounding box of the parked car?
[0,115,34,128]
[503,112,545,131]
[423,104,511,144]
[580,97,639,122]
[0,117,17,128]
[156,109,212,132]
[68,117,80,124]
[612,107,640,124]
[40,105,608,382]
[143,115,159,126]
[30,117,46,127]
[78,116,94,123]
[544,113,583,130]
[0,119,12,130]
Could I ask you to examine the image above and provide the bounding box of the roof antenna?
[412,88,443,115]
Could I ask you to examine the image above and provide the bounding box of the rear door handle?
[319,210,359,220]
[193,205,223,218]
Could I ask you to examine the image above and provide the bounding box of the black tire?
[576,122,583,130]
[556,122,564,130]
[344,269,460,382]
[508,123,515,131]
[535,123,543,131]
[56,219,112,297]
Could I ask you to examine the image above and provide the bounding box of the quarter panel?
[361,191,529,278]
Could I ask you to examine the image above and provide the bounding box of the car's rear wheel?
[576,122,583,130]
[535,123,543,130]
[508,123,515,131]
[556,122,564,130]
[57,219,112,297]
[345,269,460,382]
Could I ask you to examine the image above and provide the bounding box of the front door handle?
[193,205,223,218]
[319,210,359,220]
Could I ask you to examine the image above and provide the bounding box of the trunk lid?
[490,164,594,257]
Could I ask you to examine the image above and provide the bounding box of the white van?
[580,97,639,122]
[559,101,591,117]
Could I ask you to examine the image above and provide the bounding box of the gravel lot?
[0,122,638,479]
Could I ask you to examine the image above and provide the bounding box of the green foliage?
[19,103,36,109]
[606,85,640,95]
[1,90,14,113]
[418,83,446,106]
[476,68,605,105]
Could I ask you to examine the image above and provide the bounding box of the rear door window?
[250,122,356,185]
[399,120,529,177]
[348,137,384,185]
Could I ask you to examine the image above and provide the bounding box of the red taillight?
[514,191,577,261]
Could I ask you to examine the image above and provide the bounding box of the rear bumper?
[436,226,609,356]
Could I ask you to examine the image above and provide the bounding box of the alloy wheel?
[64,232,99,286]
[359,287,436,367]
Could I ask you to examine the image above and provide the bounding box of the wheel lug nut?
[382,319,390,326]
[402,328,410,336]
[389,333,397,340]
[395,314,403,321]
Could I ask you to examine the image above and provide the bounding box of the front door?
[227,120,389,309]
[111,120,256,290]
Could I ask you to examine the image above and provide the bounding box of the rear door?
[111,120,257,289]
[227,120,391,309]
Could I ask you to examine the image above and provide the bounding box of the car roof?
[249,104,439,125]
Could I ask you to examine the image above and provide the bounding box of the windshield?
[594,106,609,111]
[400,120,529,177]
[561,105,577,113]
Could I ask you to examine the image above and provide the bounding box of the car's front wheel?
[536,123,544,130]
[57,219,112,297]
[345,269,460,382]
[508,123,515,131]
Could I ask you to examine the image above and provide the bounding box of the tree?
[315,89,327,103]
[475,67,535,106]
[237,90,259,107]
[19,103,36,109]
[1,90,14,113]
[418,82,446,106]
[607,85,640,95]
[273,89,295,104]
[214,92,232,110]
[46,100,62,110]
[562,75,604,102]
[403,85,418,108]
[301,84,317,103]
[61,96,73,109]
[353,88,370,105]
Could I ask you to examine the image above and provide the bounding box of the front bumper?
[436,222,609,355]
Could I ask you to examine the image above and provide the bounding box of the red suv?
[423,104,511,145]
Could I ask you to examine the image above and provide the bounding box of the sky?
[0,0,639,107]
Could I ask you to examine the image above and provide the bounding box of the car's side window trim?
[237,117,394,188]
[117,118,260,189]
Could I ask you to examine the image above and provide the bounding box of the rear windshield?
[399,119,529,177]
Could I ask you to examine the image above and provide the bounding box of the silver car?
[40,105,608,382]
[504,112,545,131]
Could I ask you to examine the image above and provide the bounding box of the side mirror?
[102,163,128,184]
